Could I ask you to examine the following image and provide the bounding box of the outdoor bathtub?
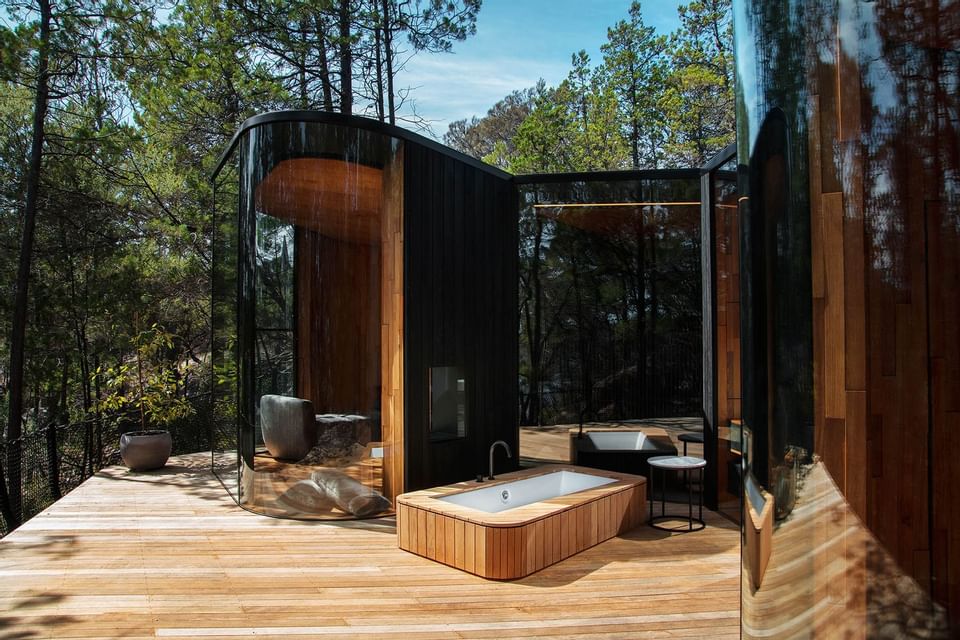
[396,464,646,579]
[570,430,678,478]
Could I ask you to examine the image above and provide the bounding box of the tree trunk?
[70,245,94,473]
[298,18,309,109]
[571,260,592,420]
[46,354,69,502]
[648,219,659,411]
[338,0,353,114]
[0,441,10,531]
[315,15,334,111]
[382,0,395,123]
[629,64,640,169]
[93,354,103,469]
[634,215,647,416]
[134,323,147,432]
[527,217,544,425]
[374,23,385,121]
[5,0,52,529]
[45,424,60,502]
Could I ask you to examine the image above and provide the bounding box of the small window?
[429,367,466,441]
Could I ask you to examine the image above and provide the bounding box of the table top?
[647,455,707,470]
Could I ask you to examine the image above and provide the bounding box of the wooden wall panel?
[715,200,742,429]
[928,199,960,613]
[712,171,741,521]
[821,193,846,421]
[380,146,404,503]
[296,231,381,416]
[805,2,958,622]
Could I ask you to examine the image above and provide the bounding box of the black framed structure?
[211,112,518,519]
[210,110,739,527]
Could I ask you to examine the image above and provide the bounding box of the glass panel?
[211,149,240,502]
[429,367,467,441]
[254,329,294,408]
[225,120,402,520]
[517,175,702,471]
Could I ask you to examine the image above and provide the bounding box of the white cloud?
[395,53,568,138]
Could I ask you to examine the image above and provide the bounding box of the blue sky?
[397,1,684,138]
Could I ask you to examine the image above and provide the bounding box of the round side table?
[647,455,706,532]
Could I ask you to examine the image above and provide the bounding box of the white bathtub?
[582,431,664,450]
[437,470,616,513]
[398,464,647,579]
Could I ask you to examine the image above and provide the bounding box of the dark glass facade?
[735,0,959,635]
[515,173,703,430]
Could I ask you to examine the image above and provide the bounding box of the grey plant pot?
[120,430,172,471]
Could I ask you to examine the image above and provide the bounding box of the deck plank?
[0,453,738,639]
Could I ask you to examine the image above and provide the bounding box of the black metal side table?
[647,455,706,532]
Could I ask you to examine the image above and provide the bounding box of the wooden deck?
[0,452,739,639]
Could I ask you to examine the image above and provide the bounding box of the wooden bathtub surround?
[396,465,647,580]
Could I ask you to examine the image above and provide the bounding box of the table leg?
[687,468,692,531]
[699,467,703,523]
[661,466,666,517]
[649,468,654,523]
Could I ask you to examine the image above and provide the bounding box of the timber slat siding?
[397,465,647,580]
[402,143,518,493]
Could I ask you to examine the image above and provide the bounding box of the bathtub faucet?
[488,440,512,480]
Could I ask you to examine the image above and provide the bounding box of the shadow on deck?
[0,451,738,639]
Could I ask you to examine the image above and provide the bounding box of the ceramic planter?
[120,430,172,471]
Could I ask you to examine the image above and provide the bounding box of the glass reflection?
[517,175,702,465]
[217,121,400,520]
[735,0,958,635]
[429,367,467,441]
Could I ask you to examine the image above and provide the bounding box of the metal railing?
[0,395,211,537]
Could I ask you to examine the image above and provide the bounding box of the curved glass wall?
[213,119,402,520]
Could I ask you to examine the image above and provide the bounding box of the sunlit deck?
[0,452,738,639]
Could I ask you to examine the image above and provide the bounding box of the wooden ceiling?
[255,158,385,244]
[535,202,699,236]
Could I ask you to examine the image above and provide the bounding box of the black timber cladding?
[402,142,519,491]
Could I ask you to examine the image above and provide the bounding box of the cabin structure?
[210,111,733,521]
[211,112,518,516]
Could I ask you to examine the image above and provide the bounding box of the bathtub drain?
[500,489,510,503]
